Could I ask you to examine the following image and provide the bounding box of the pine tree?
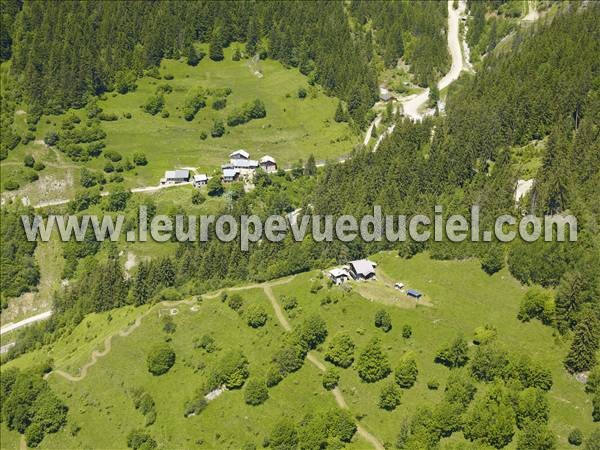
[209,27,224,62]
[133,261,152,306]
[334,101,346,123]
[304,154,317,176]
[564,311,599,373]
[245,17,258,56]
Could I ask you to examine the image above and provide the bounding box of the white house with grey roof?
[193,174,208,187]
[222,168,240,182]
[328,268,350,285]
[161,169,190,185]
[348,259,377,280]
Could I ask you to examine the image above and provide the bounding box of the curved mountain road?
[401,0,467,121]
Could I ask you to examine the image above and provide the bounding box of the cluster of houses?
[328,259,423,300]
[159,150,277,187]
[222,150,277,183]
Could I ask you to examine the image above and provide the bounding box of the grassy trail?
[261,281,385,450]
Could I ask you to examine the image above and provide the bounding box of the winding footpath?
[45,300,196,382]
[43,276,384,449]
[261,283,385,450]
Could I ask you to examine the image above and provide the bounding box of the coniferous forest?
[1,1,600,449]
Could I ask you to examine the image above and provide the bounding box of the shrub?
[310,280,322,294]
[297,315,327,349]
[44,131,60,146]
[147,343,176,375]
[99,112,118,121]
[199,131,208,140]
[481,245,504,275]
[183,89,206,121]
[402,324,412,339]
[244,379,269,405]
[356,338,391,382]
[395,353,418,388]
[270,420,298,450]
[245,304,268,328]
[126,429,157,450]
[435,335,469,368]
[518,287,554,324]
[327,409,356,442]
[162,316,176,334]
[374,309,392,332]
[273,344,305,375]
[22,132,35,144]
[208,350,249,390]
[104,150,122,162]
[25,171,39,182]
[163,73,174,80]
[227,294,243,312]
[379,382,402,410]
[568,429,583,446]
[427,378,440,390]
[322,369,340,390]
[266,365,283,387]
[114,70,137,94]
[25,422,44,447]
[155,83,173,94]
[24,154,35,167]
[160,110,170,118]
[141,94,164,115]
[4,180,19,190]
[207,176,224,196]
[473,324,497,345]
[281,295,298,311]
[133,153,147,166]
[226,99,266,126]
[298,88,307,99]
[325,333,355,368]
[211,119,225,138]
[191,190,206,205]
[212,97,227,110]
[184,395,207,418]
[586,366,600,394]
[33,161,45,171]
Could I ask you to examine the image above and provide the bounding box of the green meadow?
[2,253,593,449]
[2,46,355,201]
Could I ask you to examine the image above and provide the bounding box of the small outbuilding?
[379,87,393,102]
[161,169,190,184]
[407,289,422,299]
[328,268,350,285]
[259,155,277,173]
[348,259,376,280]
[193,174,208,187]
[230,149,250,160]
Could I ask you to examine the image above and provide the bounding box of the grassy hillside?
[2,254,593,449]
[272,253,593,447]
[1,45,355,202]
